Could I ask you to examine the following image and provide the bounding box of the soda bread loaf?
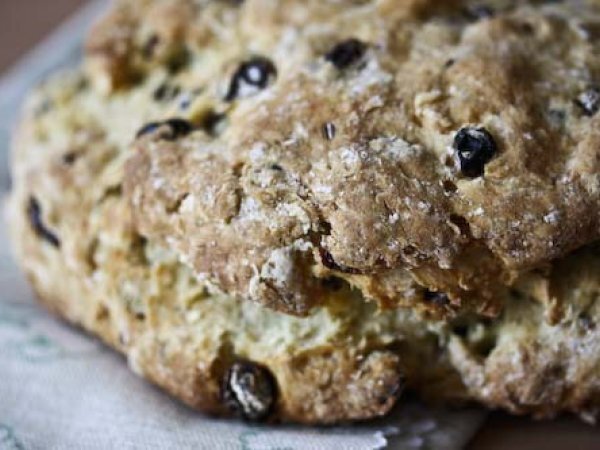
[8,0,600,423]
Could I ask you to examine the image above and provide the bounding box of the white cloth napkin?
[0,2,486,448]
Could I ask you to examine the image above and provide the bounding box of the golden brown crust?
[123,0,600,317]
[9,172,414,423]
[8,88,421,421]
[277,350,404,423]
[7,0,600,424]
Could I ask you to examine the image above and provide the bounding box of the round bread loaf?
[8,0,600,423]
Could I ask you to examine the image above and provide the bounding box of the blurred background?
[0,0,86,73]
[0,1,598,449]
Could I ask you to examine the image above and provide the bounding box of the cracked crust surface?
[122,0,600,317]
[6,0,600,424]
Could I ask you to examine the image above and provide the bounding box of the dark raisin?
[519,22,535,34]
[403,245,417,256]
[153,84,167,101]
[153,83,181,102]
[424,290,450,306]
[452,324,469,338]
[62,152,77,165]
[225,57,277,102]
[321,276,345,291]
[167,48,190,74]
[320,248,340,270]
[319,248,365,275]
[322,122,336,140]
[449,214,471,237]
[464,5,495,21]
[579,312,595,331]
[575,87,600,116]
[474,335,497,358]
[320,220,332,235]
[136,122,161,138]
[135,118,193,140]
[164,118,193,139]
[442,179,458,193]
[222,360,276,421]
[27,197,60,248]
[453,126,497,178]
[325,38,367,70]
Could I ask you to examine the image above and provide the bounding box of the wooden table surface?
[1,1,598,448]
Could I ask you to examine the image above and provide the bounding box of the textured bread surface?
[7,0,600,423]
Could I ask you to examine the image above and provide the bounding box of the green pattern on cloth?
[0,424,25,450]
[0,299,100,363]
